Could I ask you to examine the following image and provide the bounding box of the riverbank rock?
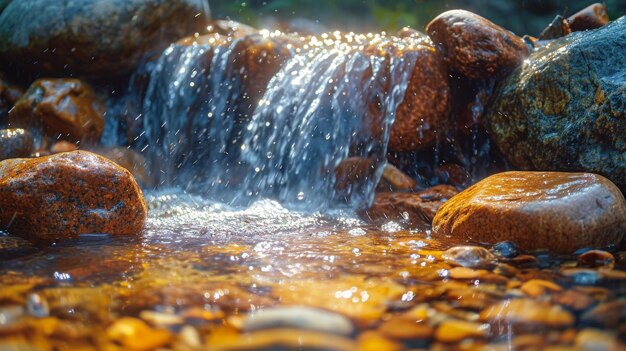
[360,185,458,226]
[0,151,147,242]
[432,171,626,253]
[0,129,33,160]
[484,17,626,193]
[425,10,529,79]
[0,0,210,78]
[9,79,104,144]
[568,3,609,32]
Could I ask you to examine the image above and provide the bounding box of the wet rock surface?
[0,151,147,241]
[0,0,210,78]
[485,17,626,192]
[9,79,104,144]
[389,32,451,153]
[360,185,458,226]
[426,9,529,79]
[568,3,609,31]
[433,171,626,253]
[0,129,33,161]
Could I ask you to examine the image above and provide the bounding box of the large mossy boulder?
[484,17,626,193]
[0,0,210,78]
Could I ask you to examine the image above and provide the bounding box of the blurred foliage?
[209,0,625,35]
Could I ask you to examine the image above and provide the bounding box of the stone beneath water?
[0,151,147,242]
[9,79,104,144]
[0,0,209,78]
[484,17,626,193]
[426,9,529,79]
[242,306,354,335]
[0,129,33,161]
[360,185,458,226]
[432,171,626,253]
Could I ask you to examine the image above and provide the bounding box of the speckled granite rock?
[426,9,529,79]
[0,128,33,160]
[9,79,104,144]
[433,171,626,253]
[0,0,210,78]
[484,17,626,192]
[0,151,147,242]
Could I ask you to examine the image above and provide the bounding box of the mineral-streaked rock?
[0,151,147,241]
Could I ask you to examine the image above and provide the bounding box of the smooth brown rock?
[360,185,458,226]
[433,172,626,253]
[568,3,609,32]
[389,32,450,153]
[578,250,615,269]
[539,15,572,40]
[0,151,147,241]
[9,79,104,144]
[434,320,489,343]
[378,164,417,191]
[426,10,529,79]
[50,141,78,154]
[0,129,33,161]
[480,299,575,328]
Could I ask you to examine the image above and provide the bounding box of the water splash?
[134,33,418,210]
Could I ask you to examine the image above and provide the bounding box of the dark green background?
[210,0,625,36]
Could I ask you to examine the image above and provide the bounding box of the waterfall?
[135,32,418,210]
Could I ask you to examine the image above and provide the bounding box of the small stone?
[179,325,202,348]
[377,317,434,340]
[568,3,609,32]
[480,299,575,328]
[0,151,147,241]
[539,15,571,40]
[106,317,172,351]
[581,300,626,328]
[360,185,458,226]
[492,241,520,259]
[552,290,595,312]
[9,79,104,144]
[434,319,489,343]
[575,328,620,351]
[520,279,562,298]
[561,268,602,285]
[206,328,357,351]
[578,250,615,269]
[25,293,49,318]
[0,129,33,161]
[139,310,184,328]
[433,172,626,254]
[378,163,417,191]
[50,140,78,154]
[242,306,354,335]
[442,246,495,269]
[425,9,529,79]
[358,331,403,351]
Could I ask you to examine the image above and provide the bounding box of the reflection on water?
[1,190,625,350]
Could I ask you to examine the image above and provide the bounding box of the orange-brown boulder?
[433,172,626,253]
[9,79,105,144]
[0,128,33,161]
[0,151,147,242]
[360,185,458,226]
[389,33,450,153]
[426,10,529,79]
[568,3,609,32]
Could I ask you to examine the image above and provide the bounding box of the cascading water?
[135,31,419,210]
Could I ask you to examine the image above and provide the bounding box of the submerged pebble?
[442,246,495,268]
[242,306,354,335]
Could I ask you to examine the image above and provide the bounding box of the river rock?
[360,185,458,226]
[0,0,210,78]
[389,32,451,153]
[242,306,354,335]
[0,129,33,161]
[9,79,104,144]
[425,9,529,79]
[484,17,626,193]
[568,3,609,31]
[432,171,626,253]
[0,151,147,242]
